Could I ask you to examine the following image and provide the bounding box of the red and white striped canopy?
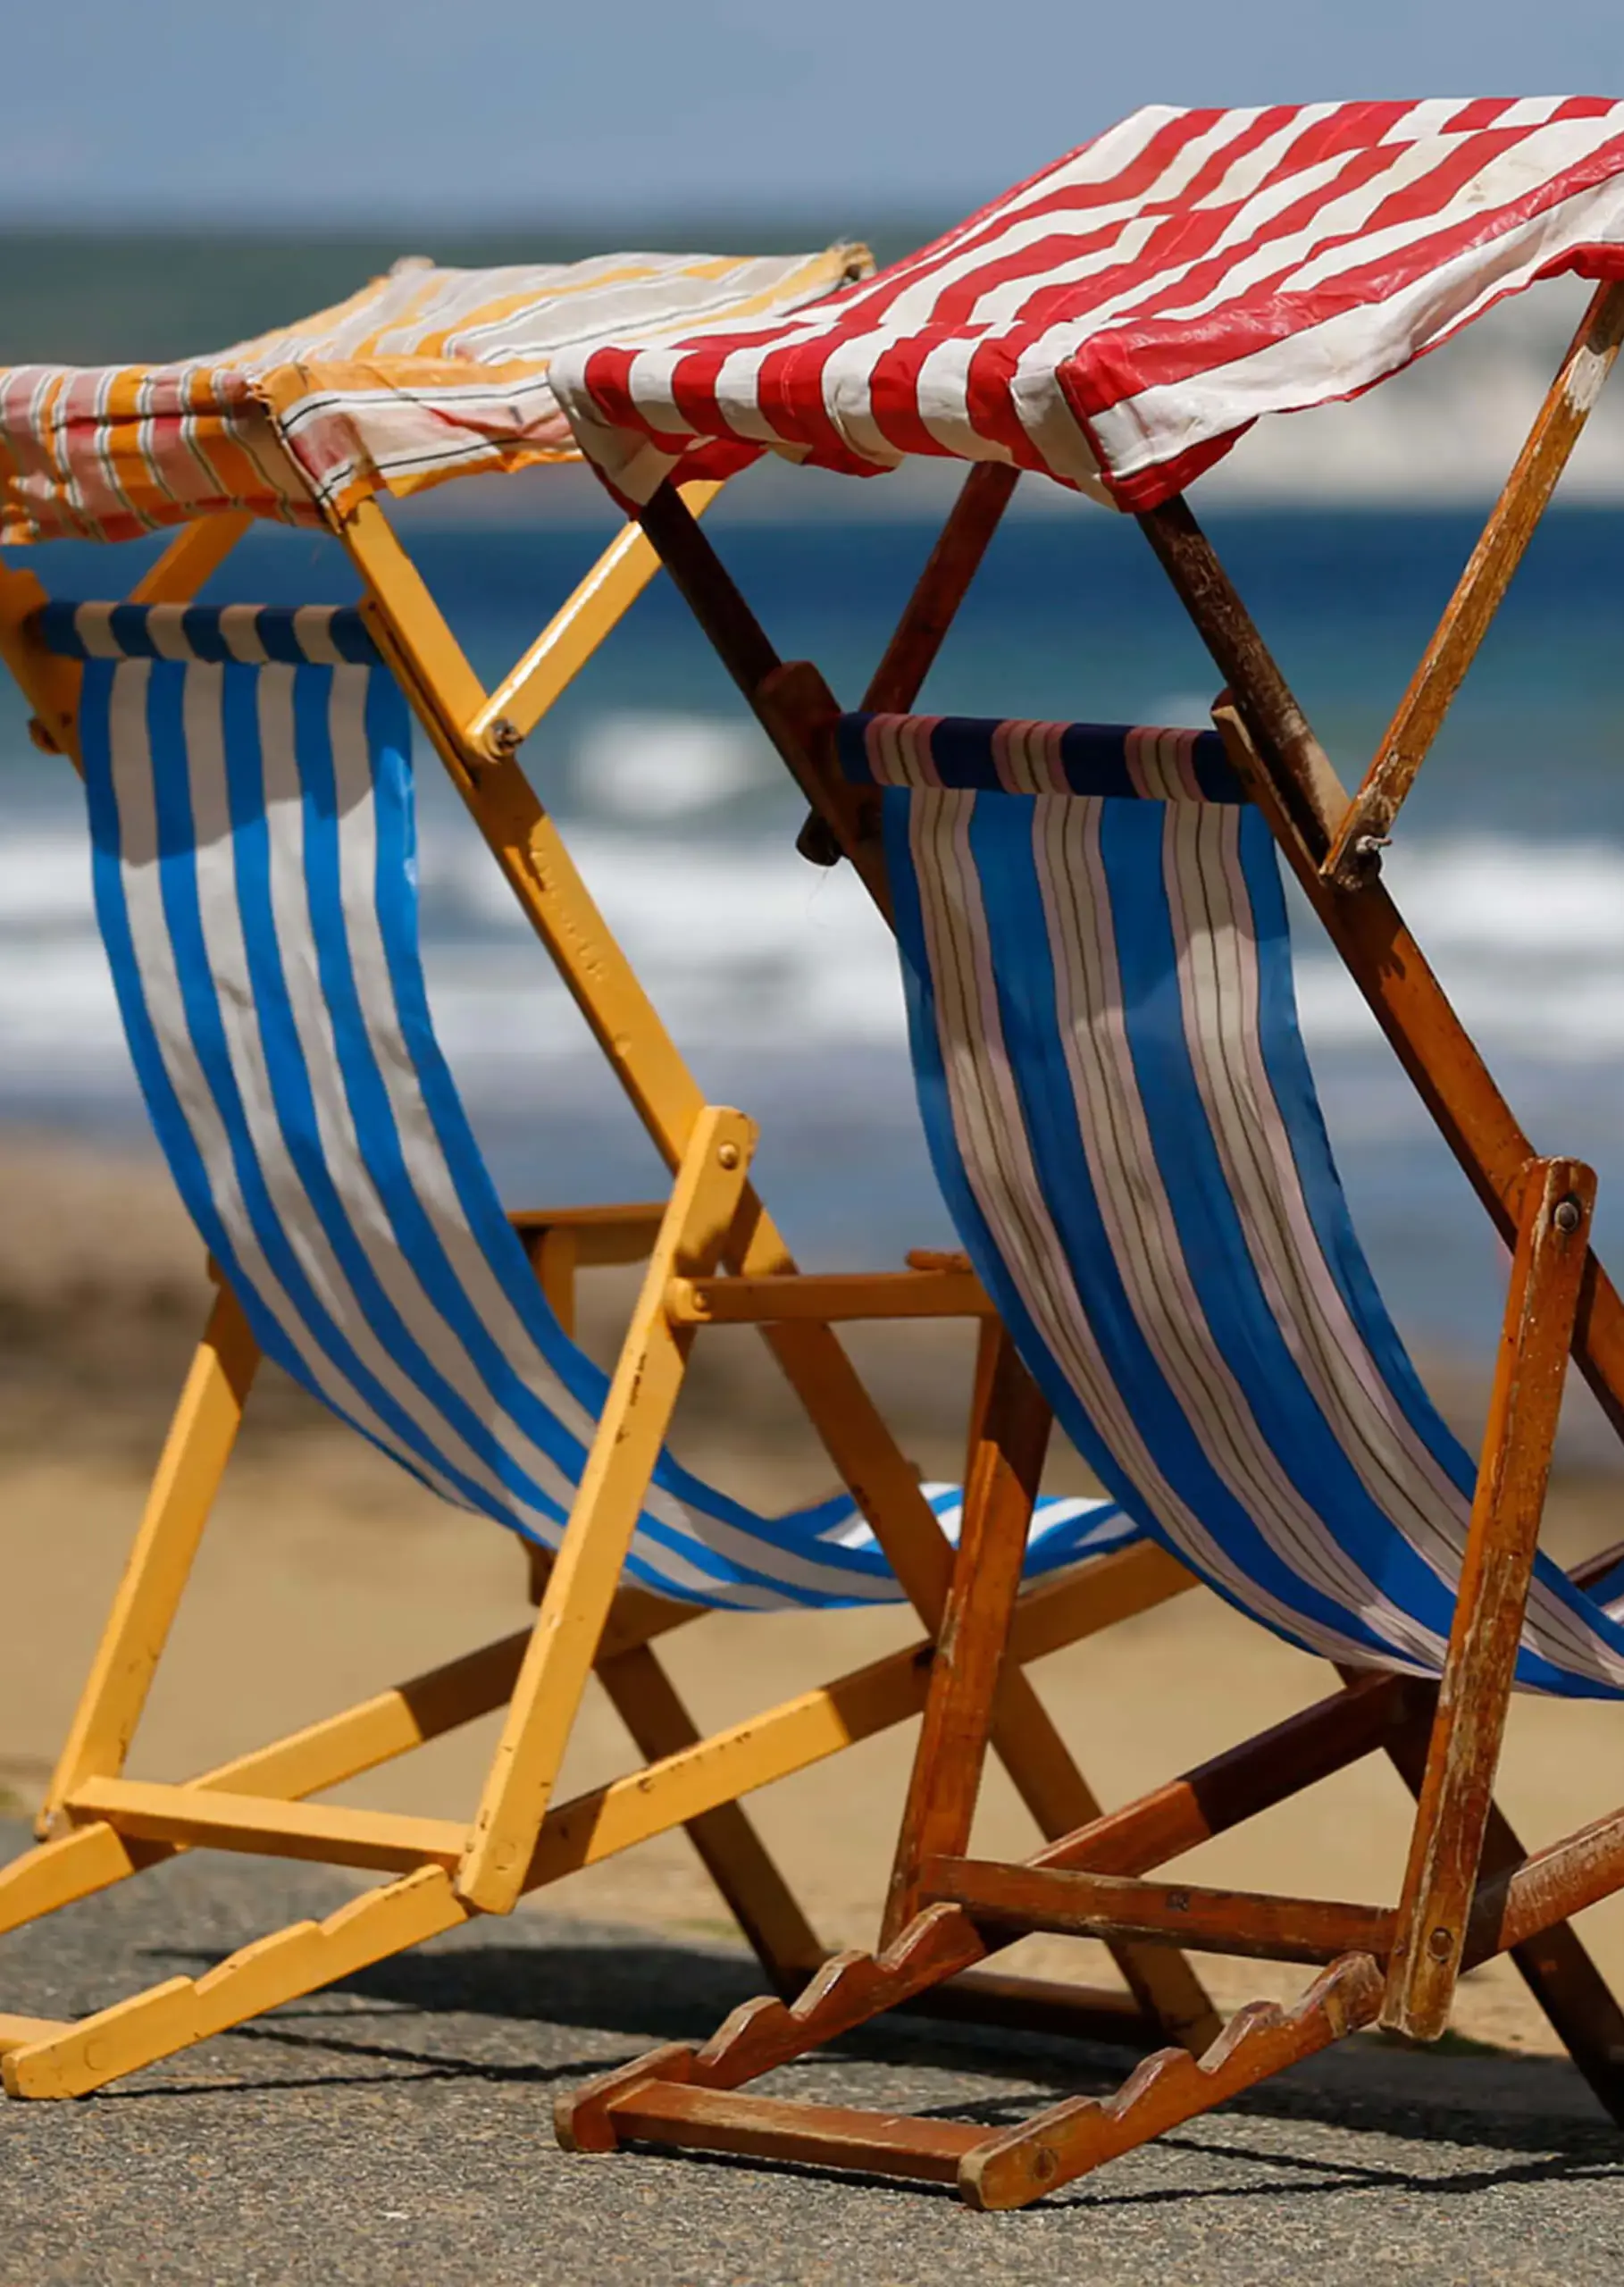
[552,100,1624,512]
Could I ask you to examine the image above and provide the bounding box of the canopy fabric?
[551,100,1624,512]
[56,598,1131,1607]
[0,246,867,546]
[841,708,1624,1692]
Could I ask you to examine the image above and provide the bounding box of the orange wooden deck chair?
[543,101,1624,2204]
[0,245,1211,2100]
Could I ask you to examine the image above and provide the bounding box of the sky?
[6,1,1624,225]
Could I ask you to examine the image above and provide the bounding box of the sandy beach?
[4,1128,1623,2056]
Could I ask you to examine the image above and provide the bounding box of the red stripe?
[1070,122,1624,407]
[568,100,1624,506]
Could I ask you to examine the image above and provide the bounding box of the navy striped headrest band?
[836,712,1244,802]
[30,600,380,666]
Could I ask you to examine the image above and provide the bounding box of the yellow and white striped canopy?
[0,244,867,545]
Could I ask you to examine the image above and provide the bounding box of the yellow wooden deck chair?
[0,246,1209,2100]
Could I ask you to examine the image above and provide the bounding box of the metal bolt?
[484,716,523,761]
[717,1142,741,1170]
[1427,1924,1454,1961]
[1554,1196,1583,1235]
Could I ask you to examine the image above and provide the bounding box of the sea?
[4,499,1623,1399]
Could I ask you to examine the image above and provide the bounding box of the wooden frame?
[0,476,1212,2097]
[550,308,1624,2203]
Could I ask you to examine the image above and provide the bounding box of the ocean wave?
[7,814,1624,1079]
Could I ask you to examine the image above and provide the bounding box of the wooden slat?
[4,1868,464,2101]
[42,1288,259,1824]
[797,462,1018,862]
[608,2080,987,2184]
[457,1108,755,1914]
[1472,1803,1624,1963]
[0,2015,70,2056]
[127,514,252,607]
[960,1955,1385,2211]
[929,1857,1393,1966]
[472,483,723,750]
[902,1970,1153,2047]
[66,1778,465,1875]
[1386,1158,1595,2038]
[0,555,82,765]
[1324,281,1624,886]
[883,1331,1050,1939]
[510,1202,666,1262]
[1366,1668,1624,2123]
[666,1268,992,1324]
[595,1640,824,1992]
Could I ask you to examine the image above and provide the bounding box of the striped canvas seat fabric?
[839,709,1624,1694]
[0,244,866,545]
[48,601,1127,1609]
[551,99,1624,511]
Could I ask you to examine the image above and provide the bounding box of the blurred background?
[4,5,1624,2034]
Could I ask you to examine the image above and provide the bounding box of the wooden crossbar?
[666,1268,992,1323]
[67,1780,467,1875]
[927,1858,1394,1964]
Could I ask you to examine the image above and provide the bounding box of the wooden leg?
[1376,1691,1624,2123]
[39,1285,258,1832]
[3,1867,465,2100]
[596,1641,824,1992]
[882,1330,1050,1942]
[526,1226,578,1336]
[456,1108,755,1914]
[1385,1157,1595,2039]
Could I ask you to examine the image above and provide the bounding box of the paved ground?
[2,1824,1622,2285]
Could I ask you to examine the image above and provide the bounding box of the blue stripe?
[889,783,1624,1695]
[80,649,1138,1612]
[950,794,1404,1665]
[1092,801,1476,1653]
[138,660,507,1507]
[838,714,1241,800]
[34,600,378,665]
[1230,813,1624,1686]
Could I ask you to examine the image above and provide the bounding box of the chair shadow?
[143,1929,1624,2170]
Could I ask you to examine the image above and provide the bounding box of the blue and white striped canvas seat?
[45,600,1132,1612]
[841,708,1624,1696]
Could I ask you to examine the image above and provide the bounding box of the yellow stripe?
[0,244,874,543]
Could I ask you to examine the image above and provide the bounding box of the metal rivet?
[1427,1925,1454,1961]
[717,1142,741,1170]
[484,716,523,760]
[1554,1197,1583,1234]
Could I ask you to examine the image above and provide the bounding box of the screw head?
[1554,1196,1583,1234]
[484,716,523,760]
[716,1142,741,1170]
[1427,1924,1454,1961]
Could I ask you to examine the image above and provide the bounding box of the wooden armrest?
[509,1203,668,1269]
[666,1268,994,1326]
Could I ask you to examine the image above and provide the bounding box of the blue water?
[5,503,1624,1389]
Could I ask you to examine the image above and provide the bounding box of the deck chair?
[545,102,1624,2201]
[0,248,1212,2099]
